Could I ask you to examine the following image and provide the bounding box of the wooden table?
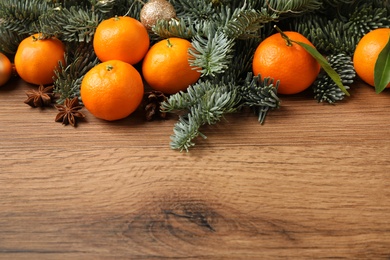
[1,78,390,259]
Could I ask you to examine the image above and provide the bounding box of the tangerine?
[93,16,150,65]
[80,60,144,121]
[142,37,201,94]
[252,31,321,95]
[14,33,65,85]
[0,52,12,87]
[353,28,390,88]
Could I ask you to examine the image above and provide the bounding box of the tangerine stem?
[106,64,114,71]
[274,25,293,47]
[166,38,173,48]
[32,33,43,42]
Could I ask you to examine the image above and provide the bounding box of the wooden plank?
[1,79,390,259]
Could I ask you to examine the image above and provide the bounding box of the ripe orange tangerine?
[14,33,65,85]
[0,52,12,87]
[253,31,321,95]
[93,16,150,65]
[142,37,201,94]
[80,60,144,121]
[353,28,390,88]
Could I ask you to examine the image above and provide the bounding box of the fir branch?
[195,87,238,124]
[54,42,99,104]
[170,113,204,152]
[0,0,48,35]
[293,15,358,55]
[312,53,355,104]
[265,0,322,16]
[0,28,26,56]
[323,0,355,7]
[161,80,212,112]
[39,6,101,42]
[90,0,116,14]
[292,3,389,55]
[347,3,390,39]
[163,81,240,151]
[48,0,91,9]
[219,38,261,84]
[172,0,215,20]
[223,8,278,39]
[239,73,280,124]
[233,0,265,10]
[189,31,235,77]
[208,0,264,10]
[322,0,389,18]
[152,17,197,39]
[152,1,276,40]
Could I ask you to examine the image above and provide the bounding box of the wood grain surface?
[1,78,390,259]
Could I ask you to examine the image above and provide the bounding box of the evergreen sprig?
[189,31,235,77]
[223,8,278,39]
[347,3,389,39]
[172,0,215,20]
[50,0,90,9]
[90,0,116,14]
[170,113,205,152]
[54,42,99,104]
[0,29,25,57]
[239,73,280,123]
[312,53,355,104]
[266,0,322,16]
[39,6,101,42]
[153,17,197,39]
[0,0,48,35]
[292,2,389,56]
[162,81,241,152]
[293,15,356,56]
[323,0,355,7]
[224,38,262,83]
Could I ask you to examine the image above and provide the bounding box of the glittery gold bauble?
[140,0,176,30]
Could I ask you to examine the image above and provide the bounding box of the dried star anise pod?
[55,97,85,127]
[24,84,55,107]
[143,90,168,121]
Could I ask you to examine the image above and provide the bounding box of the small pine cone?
[142,91,169,121]
[313,53,356,104]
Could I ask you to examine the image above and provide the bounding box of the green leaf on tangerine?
[292,40,350,96]
[374,35,390,94]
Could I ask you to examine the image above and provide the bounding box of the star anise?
[55,97,85,127]
[143,90,168,121]
[24,84,55,107]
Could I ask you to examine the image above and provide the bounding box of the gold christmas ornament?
[140,0,176,30]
